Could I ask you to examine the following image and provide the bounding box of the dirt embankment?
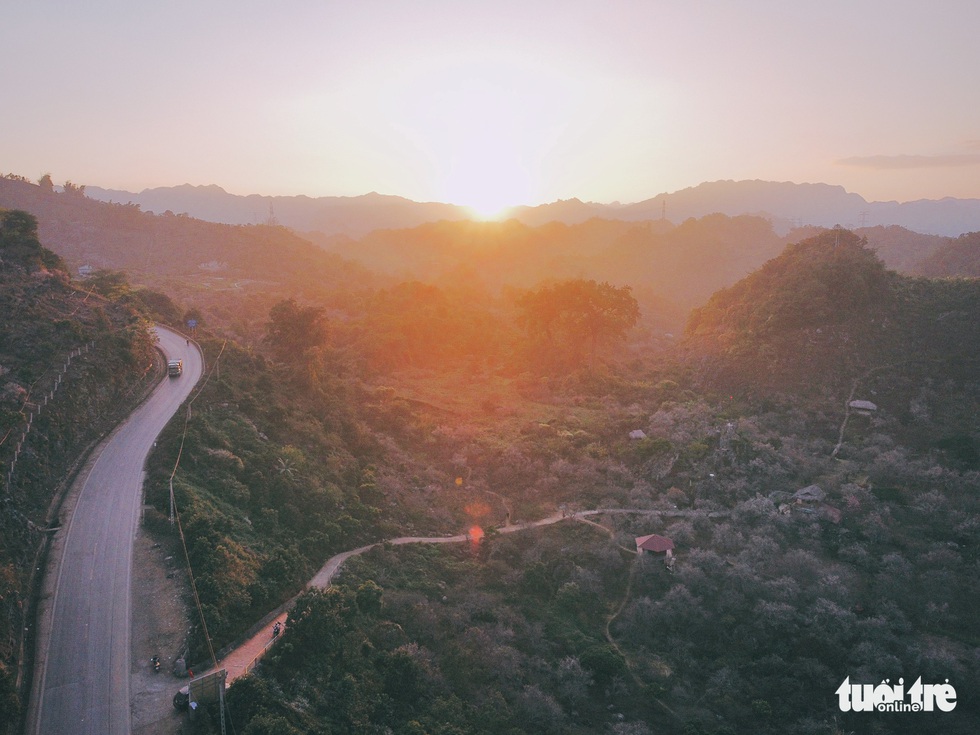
[130,522,191,735]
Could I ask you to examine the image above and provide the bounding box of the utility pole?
[219,676,227,735]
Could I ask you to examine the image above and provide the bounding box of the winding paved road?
[27,326,202,735]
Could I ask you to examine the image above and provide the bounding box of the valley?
[1,178,977,734]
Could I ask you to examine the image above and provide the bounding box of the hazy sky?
[3,0,979,214]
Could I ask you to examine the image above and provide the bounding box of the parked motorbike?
[150,655,161,673]
[173,686,189,711]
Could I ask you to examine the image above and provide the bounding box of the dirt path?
[179,507,727,701]
[191,511,589,688]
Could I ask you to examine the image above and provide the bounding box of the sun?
[387,62,542,218]
[444,145,529,219]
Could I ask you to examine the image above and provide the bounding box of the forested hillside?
[3,175,959,351]
[143,336,384,655]
[685,229,980,397]
[311,213,785,311]
[853,225,948,273]
[146,228,978,734]
[0,210,157,728]
[0,175,375,297]
[6,183,978,734]
[914,231,980,277]
[312,216,953,322]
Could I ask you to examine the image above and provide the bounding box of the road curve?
[27,326,202,735]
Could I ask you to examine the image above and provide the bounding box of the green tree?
[84,269,131,300]
[0,662,19,730]
[356,580,384,615]
[242,713,302,735]
[264,298,328,364]
[0,210,65,271]
[517,279,639,369]
[62,179,86,197]
[133,288,181,322]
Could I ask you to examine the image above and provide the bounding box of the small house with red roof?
[635,534,675,558]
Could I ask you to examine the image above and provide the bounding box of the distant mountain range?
[83,179,980,237]
[3,173,974,340]
[0,174,374,292]
[83,185,467,239]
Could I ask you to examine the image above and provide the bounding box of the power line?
[165,338,236,734]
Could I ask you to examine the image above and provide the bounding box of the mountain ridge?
[81,178,980,237]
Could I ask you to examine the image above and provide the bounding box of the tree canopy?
[686,229,893,339]
[0,209,65,272]
[517,278,640,370]
[264,298,329,364]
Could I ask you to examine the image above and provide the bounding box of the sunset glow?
[385,58,559,213]
[448,155,523,220]
[2,2,980,204]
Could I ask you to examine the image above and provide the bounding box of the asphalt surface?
[27,326,202,735]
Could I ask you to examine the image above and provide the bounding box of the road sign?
[189,669,226,704]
